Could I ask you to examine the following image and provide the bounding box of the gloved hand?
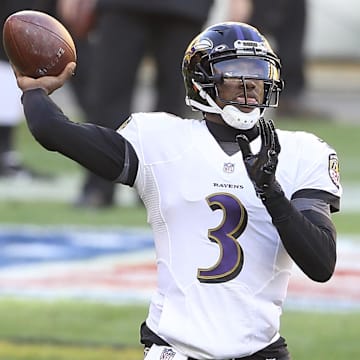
[236,118,283,200]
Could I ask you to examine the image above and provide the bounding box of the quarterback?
[15,22,341,360]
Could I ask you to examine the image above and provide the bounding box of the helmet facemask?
[210,57,282,109]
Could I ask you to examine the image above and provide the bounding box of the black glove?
[236,118,283,201]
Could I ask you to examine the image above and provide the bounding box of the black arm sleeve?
[22,88,138,186]
[262,190,337,282]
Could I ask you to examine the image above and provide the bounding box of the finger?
[268,119,281,154]
[258,118,267,148]
[259,119,273,159]
[268,119,275,129]
[60,62,77,81]
[46,62,77,94]
[236,134,252,159]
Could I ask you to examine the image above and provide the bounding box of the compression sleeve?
[22,88,138,186]
[262,190,337,282]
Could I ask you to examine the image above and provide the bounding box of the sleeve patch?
[328,153,340,188]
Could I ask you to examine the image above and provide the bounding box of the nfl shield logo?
[160,348,176,360]
[223,162,235,173]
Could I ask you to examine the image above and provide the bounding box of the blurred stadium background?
[0,0,360,359]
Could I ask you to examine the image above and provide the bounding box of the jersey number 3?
[197,193,248,283]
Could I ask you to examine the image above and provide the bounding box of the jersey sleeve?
[117,112,194,198]
[117,113,147,194]
[290,132,342,201]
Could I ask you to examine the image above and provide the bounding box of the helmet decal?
[192,38,213,52]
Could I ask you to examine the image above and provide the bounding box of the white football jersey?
[118,113,342,359]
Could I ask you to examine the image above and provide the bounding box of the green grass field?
[1,118,359,359]
[0,299,359,360]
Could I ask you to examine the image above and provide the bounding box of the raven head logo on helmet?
[182,22,284,130]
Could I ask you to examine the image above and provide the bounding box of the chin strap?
[187,80,262,130]
[221,105,260,130]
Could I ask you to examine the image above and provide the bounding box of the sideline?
[0,176,359,212]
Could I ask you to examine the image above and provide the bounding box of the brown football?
[2,10,76,78]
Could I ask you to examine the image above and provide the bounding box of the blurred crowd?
[1,0,355,209]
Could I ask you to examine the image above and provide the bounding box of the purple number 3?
[197,193,248,283]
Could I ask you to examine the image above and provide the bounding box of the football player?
[15,22,341,360]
